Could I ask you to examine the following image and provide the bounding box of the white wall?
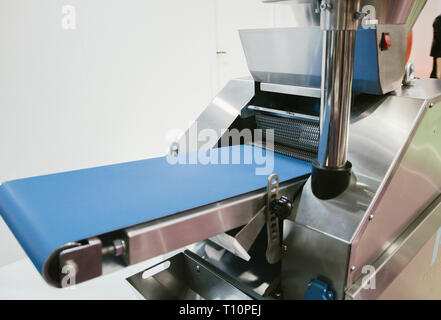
[0,0,218,267]
[214,0,274,90]
[213,0,301,90]
[409,0,441,78]
[0,0,217,182]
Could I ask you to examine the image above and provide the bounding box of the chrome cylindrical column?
[312,0,361,200]
[317,29,356,168]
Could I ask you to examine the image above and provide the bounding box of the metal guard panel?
[0,145,311,275]
[240,26,406,95]
[347,98,441,287]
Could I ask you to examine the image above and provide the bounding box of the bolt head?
[369,214,374,221]
[351,266,356,272]
[320,2,332,10]
[169,142,179,155]
[113,239,126,257]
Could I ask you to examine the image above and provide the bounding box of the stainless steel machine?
[1,0,440,300]
[158,0,441,300]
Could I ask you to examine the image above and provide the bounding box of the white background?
[0,0,438,298]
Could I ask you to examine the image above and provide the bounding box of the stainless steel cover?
[240,25,408,94]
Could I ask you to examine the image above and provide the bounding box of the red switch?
[381,33,392,51]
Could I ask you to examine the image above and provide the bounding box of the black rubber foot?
[311,161,352,200]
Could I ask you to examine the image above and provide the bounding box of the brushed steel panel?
[347,99,441,286]
[282,220,351,300]
[346,195,441,300]
[239,26,407,95]
[178,78,254,153]
[293,96,424,241]
[282,93,430,298]
[124,179,306,266]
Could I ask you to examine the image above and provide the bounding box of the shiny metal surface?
[403,62,416,87]
[320,0,361,31]
[260,82,321,98]
[395,78,441,100]
[249,105,320,122]
[127,250,260,300]
[318,30,356,168]
[240,27,322,88]
[347,98,441,287]
[348,95,427,181]
[282,218,352,300]
[293,175,375,243]
[120,76,439,299]
[282,91,429,299]
[346,195,441,300]
[375,24,408,94]
[281,171,377,299]
[123,179,306,266]
[210,175,292,265]
[209,207,266,262]
[210,176,305,262]
[240,26,407,95]
[179,78,254,153]
[193,236,282,298]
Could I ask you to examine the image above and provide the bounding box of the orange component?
[407,30,413,62]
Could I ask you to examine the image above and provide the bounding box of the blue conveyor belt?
[0,145,311,275]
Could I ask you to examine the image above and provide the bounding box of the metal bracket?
[58,238,103,287]
[266,174,281,264]
[210,174,284,265]
[209,206,266,261]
